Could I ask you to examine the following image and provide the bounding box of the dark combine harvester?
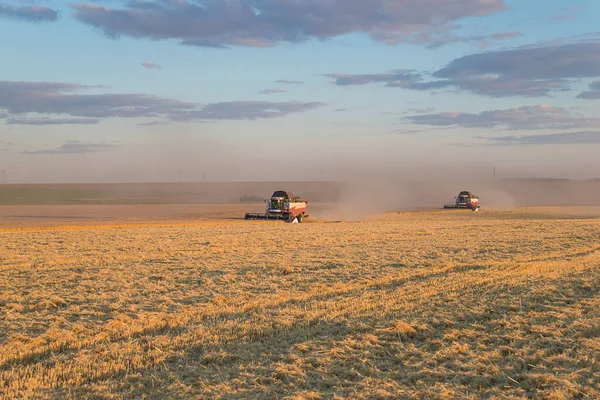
[444,191,480,211]
[244,190,309,223]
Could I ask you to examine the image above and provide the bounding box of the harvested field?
[1,207,600,399]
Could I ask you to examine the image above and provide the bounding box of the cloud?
[431,41,600,97]
[258,88,286,95]
[0,80,196,121]
[405,107,436,114]
[170,101,325,121]
[326,70,421,87]
[391,129,427,134]
[0,80,324,123]
[404,105,599,130]
[141,61,162,69]
[276,80,303,85]
[434,42,600,80]
[334,108,347,112]
[326,41,600,97]
[0,3,59,22]
[5,117,101,125]
[71,0,507,48]
[416,31,522,49]
[20,141,121,155]
[480,131,600,145]
[137,120,168,126]
[577,81,600,99]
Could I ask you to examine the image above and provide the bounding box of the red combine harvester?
[244,190,309,223]
[444,190,480,211]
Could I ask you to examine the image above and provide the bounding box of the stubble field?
[1,206,600,399]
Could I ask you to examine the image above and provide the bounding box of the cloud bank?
[482,131,600,145]
[21,140,121,155]
[0,80,324,124]
[0,3,59,22]
[71,0,507,48]
[276,80,303,85]
[327,41,600,97]
[577,81,600,99]
[258,88,286,95]
[405,105,599,130]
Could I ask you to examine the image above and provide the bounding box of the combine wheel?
[297,214,303,223]
[472,207,479,212]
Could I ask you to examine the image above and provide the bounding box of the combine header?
[244,190,309,223]
[444,190,480,211]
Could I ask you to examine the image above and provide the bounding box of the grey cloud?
[258,88,286,95]
[577,81,600,99]
[327,41,600,97]
[6,117,101,125]
[391,129,427,134]
[141,61,162,69]
[276,80,303,85]
[326,70,421,87]
[20,141,121,155]
[435,42,600,81]
[137,120,168,126]
[0,80,323,123]
[435,76,570,97]
[0,3,58,22]
[405,105,598,130]
[71,0,507,48]
[0,81,196,120]
[421,31,522,49]
[327,72,568,97]
[448,142,475,147]
[171,101,325,121]
[481,131,600,145]
[432,41,600,96]
[405,107,436,114]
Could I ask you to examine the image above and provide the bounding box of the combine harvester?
[444,190,480,211]
[244,190,309,223]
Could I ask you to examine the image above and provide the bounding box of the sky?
[0,0,599,183]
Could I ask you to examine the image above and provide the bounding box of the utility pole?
[493,166,496,181]
[1,169,5,184]
[203,172,206,181]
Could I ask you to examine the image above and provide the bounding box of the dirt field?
[1,206,600,399]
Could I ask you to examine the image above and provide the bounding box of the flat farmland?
[1,206,600,399]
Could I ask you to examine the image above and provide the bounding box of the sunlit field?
[1,207,599,399]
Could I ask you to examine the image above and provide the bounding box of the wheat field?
[1,206,600,399]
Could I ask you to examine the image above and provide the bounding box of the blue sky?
[0,0,599,183]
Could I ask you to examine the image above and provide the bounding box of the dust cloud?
[309,174,598,221]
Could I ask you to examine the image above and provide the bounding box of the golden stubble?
[1,207,599,399]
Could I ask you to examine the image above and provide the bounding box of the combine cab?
[244,190,309,223]
[444,191,480,211]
